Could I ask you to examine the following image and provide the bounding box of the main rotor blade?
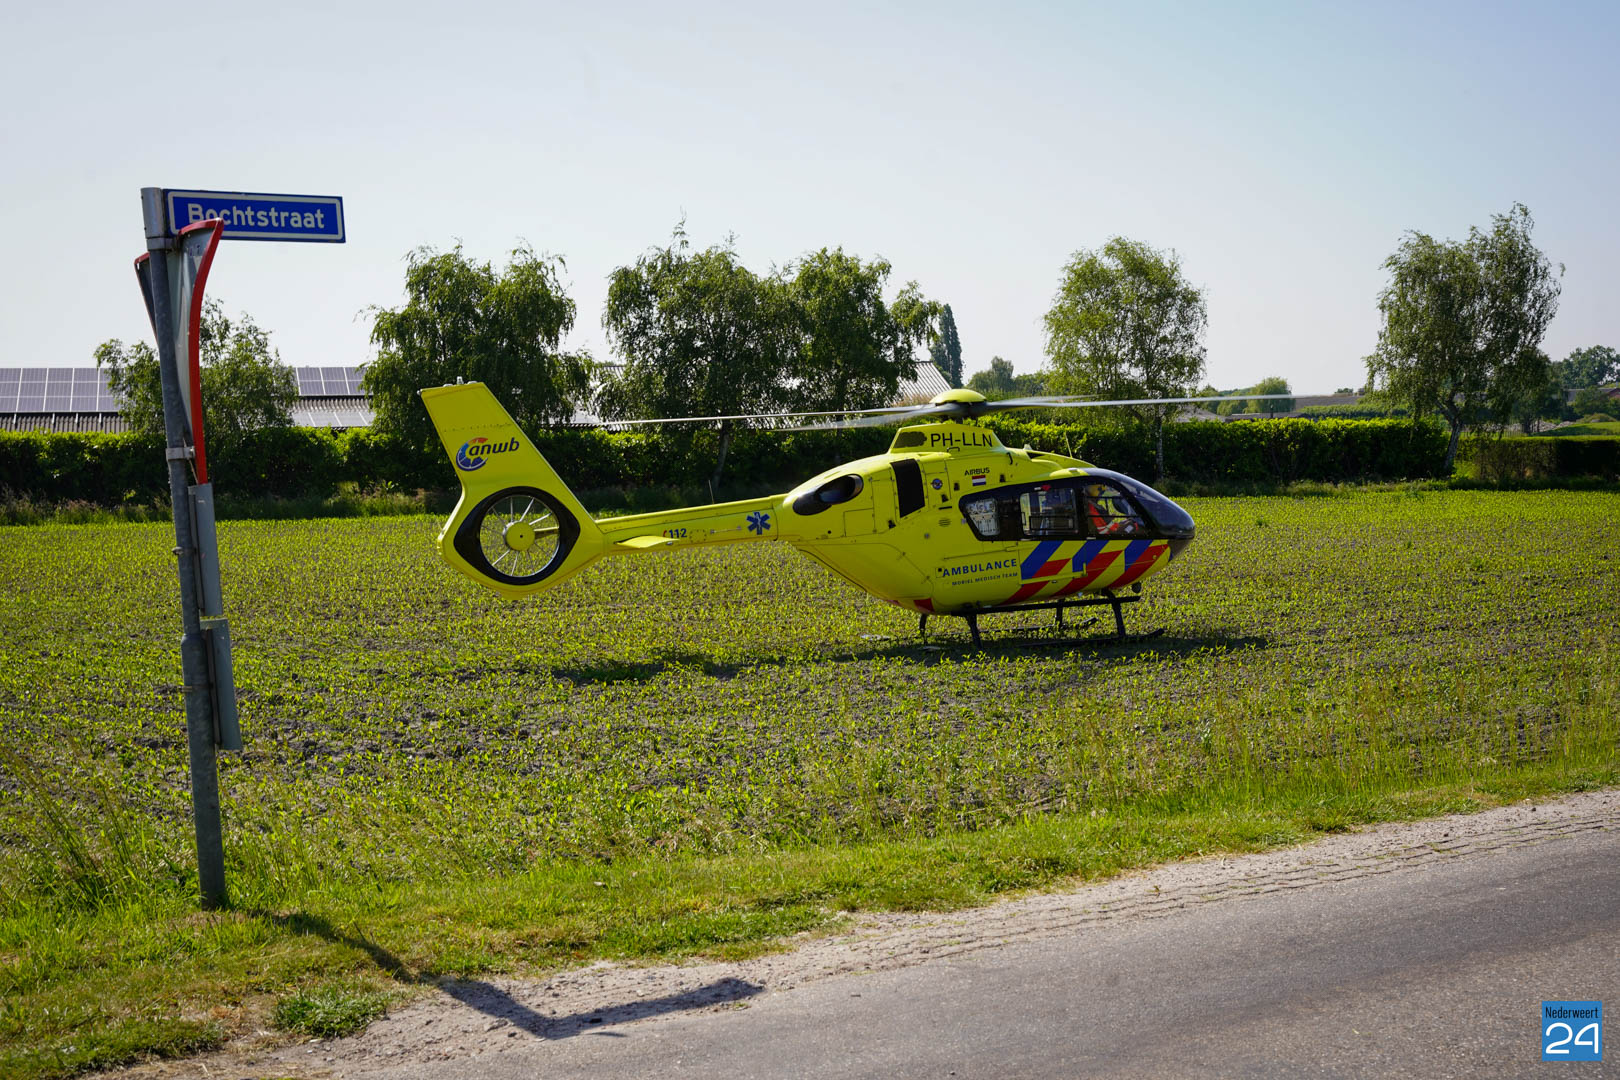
[784,393,1302,430]
[782,405,955,431]
[596,404,927,427]
[979,392,1299,413]
[594,391,1332,432]
[973,395,1094,410]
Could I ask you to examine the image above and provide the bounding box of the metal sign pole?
[133,183,340,909]
[140,187,227,909]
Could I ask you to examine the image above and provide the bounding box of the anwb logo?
[1543,1000,1602,1062]
[456,436,519,472]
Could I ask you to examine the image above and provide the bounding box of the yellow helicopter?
[419,382,1268,643]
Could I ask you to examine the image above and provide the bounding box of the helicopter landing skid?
[919,593,1160,646]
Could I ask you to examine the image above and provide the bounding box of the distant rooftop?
[0,365,375,434]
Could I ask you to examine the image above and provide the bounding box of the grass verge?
[272,984,391,1039]
[2,725,1614,1078]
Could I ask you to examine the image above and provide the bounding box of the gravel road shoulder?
[107,788,1620,1079]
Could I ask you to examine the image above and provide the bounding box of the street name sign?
[163,189,345,242]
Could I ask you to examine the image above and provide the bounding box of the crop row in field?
[0,489,1616,1076]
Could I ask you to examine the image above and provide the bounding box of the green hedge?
[0,426,898,506]
[988,417,1450,484]
[0,417,1502,508]
[0,428,354,504]
[1460,435,1620,482]
[0,430,166,504]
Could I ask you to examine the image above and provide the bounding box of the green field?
[1546,420,1620,437]
[2,489,1618,1077]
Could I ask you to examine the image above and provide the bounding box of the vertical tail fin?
[420,382,606,598]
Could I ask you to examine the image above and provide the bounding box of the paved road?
[260,798,1618,1080]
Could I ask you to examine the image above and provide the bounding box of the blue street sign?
[163,189,345,243]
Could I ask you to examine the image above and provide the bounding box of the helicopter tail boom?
[420,381,608,598]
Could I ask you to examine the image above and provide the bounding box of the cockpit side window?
[1020,485,1080,537]
[963,495,1002,537]
[961,490,1026,539]
[792,474,864,516]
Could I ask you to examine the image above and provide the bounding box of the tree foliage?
[1213,376,1294,416]
[1570,386,1618,419]
[1043,237,1207,479]
[1507,351,1566,434]
[598,231,937,489]
[366,244,592,455]
[1366,203,1562,469]
[967,356,1015,399]
[785,247,937,415]
[194,304,300,446]
[966,357,1048,400]
[598,231,798,489]
[929,303,964,388]
[93,340,162,435]
[95,300,297,449]
[1559,345,1619,389]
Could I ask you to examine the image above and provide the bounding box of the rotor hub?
[502,520,536,552]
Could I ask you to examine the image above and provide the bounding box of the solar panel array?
[1,366,368,413]
[294,366,364,396]
[0,367,119,413]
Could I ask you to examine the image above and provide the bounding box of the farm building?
[0,366,373,434]
[1566,385,1620,406]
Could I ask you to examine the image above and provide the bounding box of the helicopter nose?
[1127,481,1194,543]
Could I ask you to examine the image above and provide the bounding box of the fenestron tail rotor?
[463,489,567,585]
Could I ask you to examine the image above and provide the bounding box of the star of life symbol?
[747,511,772,534]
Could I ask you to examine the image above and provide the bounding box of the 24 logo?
[1543,1001,1602,1062]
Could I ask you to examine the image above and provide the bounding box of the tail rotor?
[453,486,580,587]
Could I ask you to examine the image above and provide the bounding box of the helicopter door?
[859,470,894,533]
[891,459,925,518]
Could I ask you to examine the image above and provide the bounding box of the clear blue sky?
[3,0,1615,394]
